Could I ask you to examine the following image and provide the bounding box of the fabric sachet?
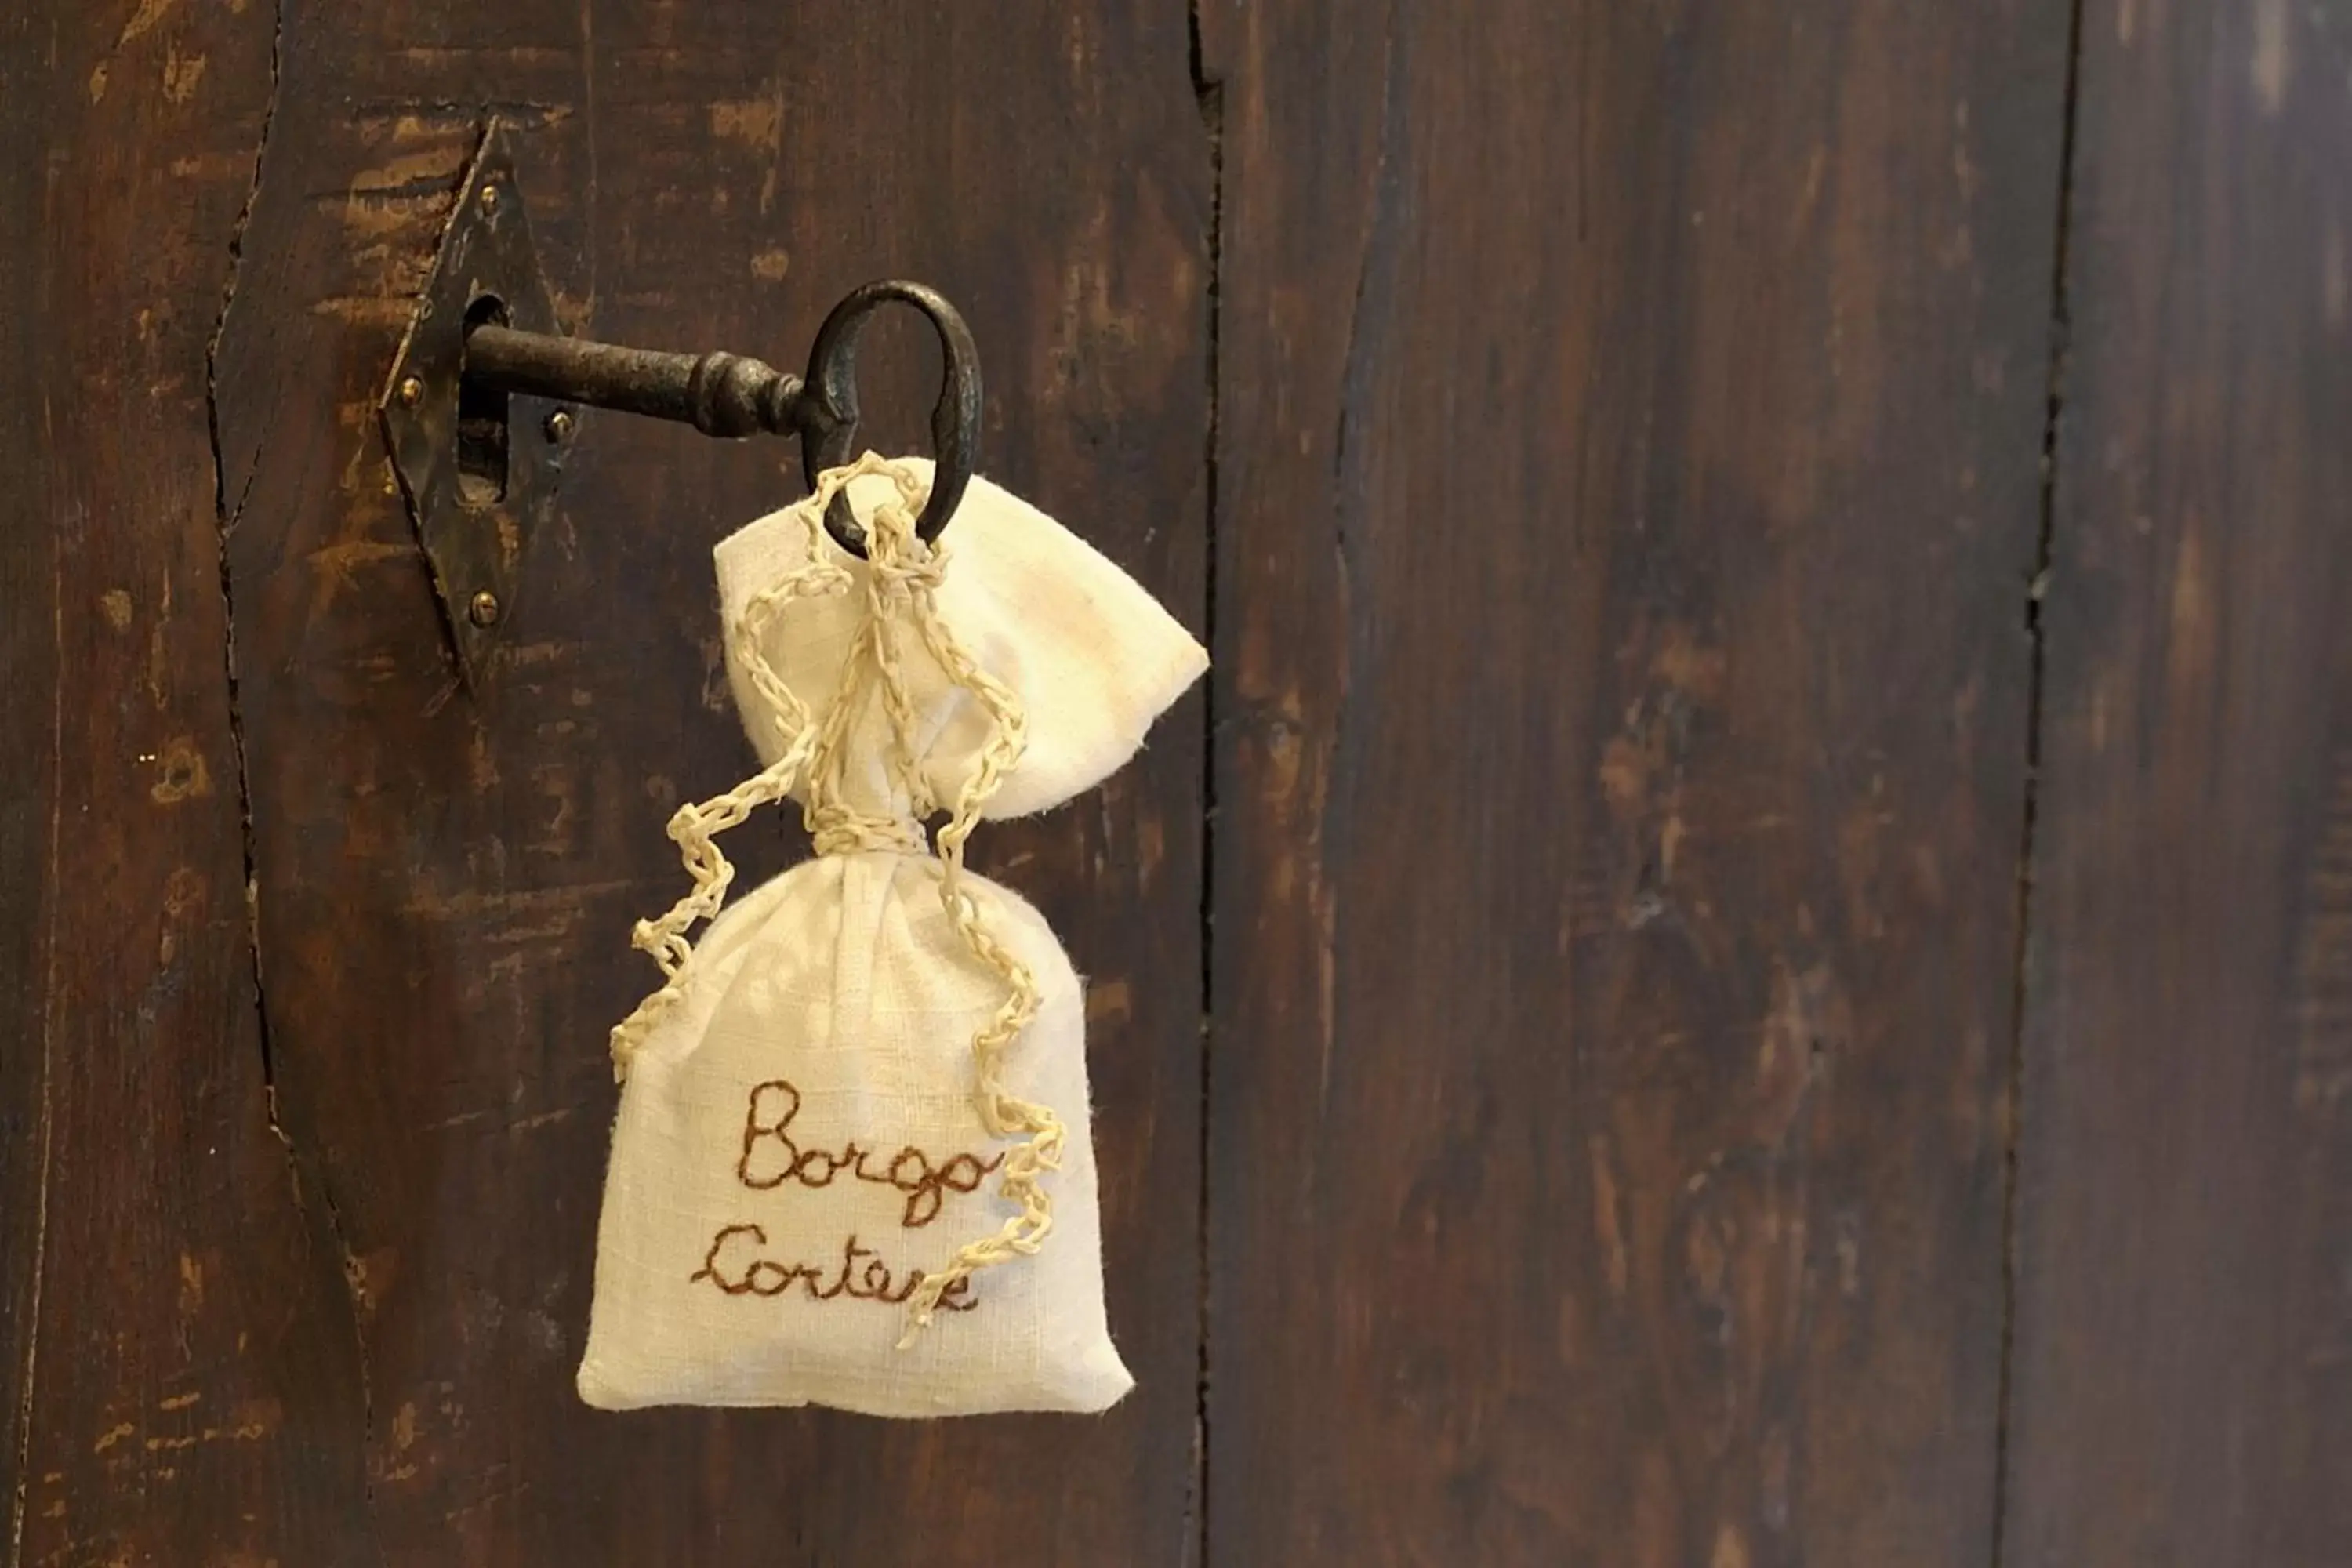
[577,455,1205,1417]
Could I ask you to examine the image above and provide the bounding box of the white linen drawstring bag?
[577,454,1205,1417]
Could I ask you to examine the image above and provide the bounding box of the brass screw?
[545,408,575,442]
[397,376,423,405]
[468,590,501,627]
[479,183,499,213]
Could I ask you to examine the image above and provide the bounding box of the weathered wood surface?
[0,2,376,1564]
[1198,2,2068,1561]
[2003,3,2352,1566]
[10,0,2352,1563]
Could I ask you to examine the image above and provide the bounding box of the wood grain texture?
[0,9,56,1548]
[2004,2,2352,1565]
[16,0,2352,1559]
[1199,2,2068,1561]
[205,0,1207,1561]
[0,1,378,1563]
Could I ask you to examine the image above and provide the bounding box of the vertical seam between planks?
[1991,2,2089,1563]
[1187,4,1224,1563]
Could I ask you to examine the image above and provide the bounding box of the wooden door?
[3,2,2344,1563]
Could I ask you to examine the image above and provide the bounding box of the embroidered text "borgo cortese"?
[689,1080,1001,1312]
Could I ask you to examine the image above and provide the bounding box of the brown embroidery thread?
[735,1079,1004,1229]
[690,1225,978,1312]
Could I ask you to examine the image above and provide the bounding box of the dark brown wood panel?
[0,9,58,1544]
[2004,3,2352,1564]
[1200,2,2068,1560]
[0,1,377,1563]
[206,0,1208,1561]
[20,0,2352,1560]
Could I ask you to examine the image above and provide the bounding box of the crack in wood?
[202,0,386,1553]
[5,497,67,1568]
[1990,3,2090,1565]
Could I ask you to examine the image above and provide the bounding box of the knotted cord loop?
[608,451,1059,1346]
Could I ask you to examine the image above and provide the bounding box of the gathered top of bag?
[713,456,1207,824]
